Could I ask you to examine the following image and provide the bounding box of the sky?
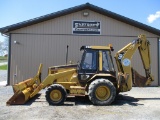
[0,0,160,42]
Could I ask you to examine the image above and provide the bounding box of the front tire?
[45,84,67,105]
[88,79,116,105]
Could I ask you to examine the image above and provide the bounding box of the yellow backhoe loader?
[7,34,154,105]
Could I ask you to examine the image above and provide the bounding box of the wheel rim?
[95,86,110,101]
[50,90,62,102]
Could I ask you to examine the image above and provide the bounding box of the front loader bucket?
[6,91,26,105]
[6,64,43,105]
[6,87,33,105]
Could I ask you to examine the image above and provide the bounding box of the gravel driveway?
[0,70,7,86]
[0,86,159,120]
[0,70,7,82]
[0,69,159,119]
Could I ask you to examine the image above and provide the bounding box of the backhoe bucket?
[6,64,42,105]
[132,68,148,87]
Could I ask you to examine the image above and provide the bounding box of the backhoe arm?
[138,35,154,85]
[115,34,154,92]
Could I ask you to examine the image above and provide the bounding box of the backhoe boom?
[115,34,154,92]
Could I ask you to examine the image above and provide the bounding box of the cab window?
[81,50,97,70]
[102,51,114,71]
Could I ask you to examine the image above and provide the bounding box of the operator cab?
[78,45,115,85]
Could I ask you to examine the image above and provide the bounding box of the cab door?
[78,49,98,85]
[100,50,116,76]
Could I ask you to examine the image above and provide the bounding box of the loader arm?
[7,64,78,105]
[30,69,77,98]
[115,34,154,92]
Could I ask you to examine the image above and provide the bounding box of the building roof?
[0,3,160,36]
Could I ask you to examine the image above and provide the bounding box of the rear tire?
[45,84,67,105]
[88,79,116,105]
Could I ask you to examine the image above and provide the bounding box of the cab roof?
[80,45,114,51]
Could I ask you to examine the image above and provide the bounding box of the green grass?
[0,56,8,63]
[0,64,8,70]
[0,56,7,59]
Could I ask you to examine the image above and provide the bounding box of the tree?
[0,37,8,56]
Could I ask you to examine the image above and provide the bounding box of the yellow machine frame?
[6,34,154,105]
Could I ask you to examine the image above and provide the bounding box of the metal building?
[0,3,160,86]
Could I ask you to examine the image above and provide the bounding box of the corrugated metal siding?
[10,9,159,86]
[12,10,157,37]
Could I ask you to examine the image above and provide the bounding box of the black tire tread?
[45,84,67,105]
[88,79,116,105]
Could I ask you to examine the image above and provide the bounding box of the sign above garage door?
[72,20,101,35]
